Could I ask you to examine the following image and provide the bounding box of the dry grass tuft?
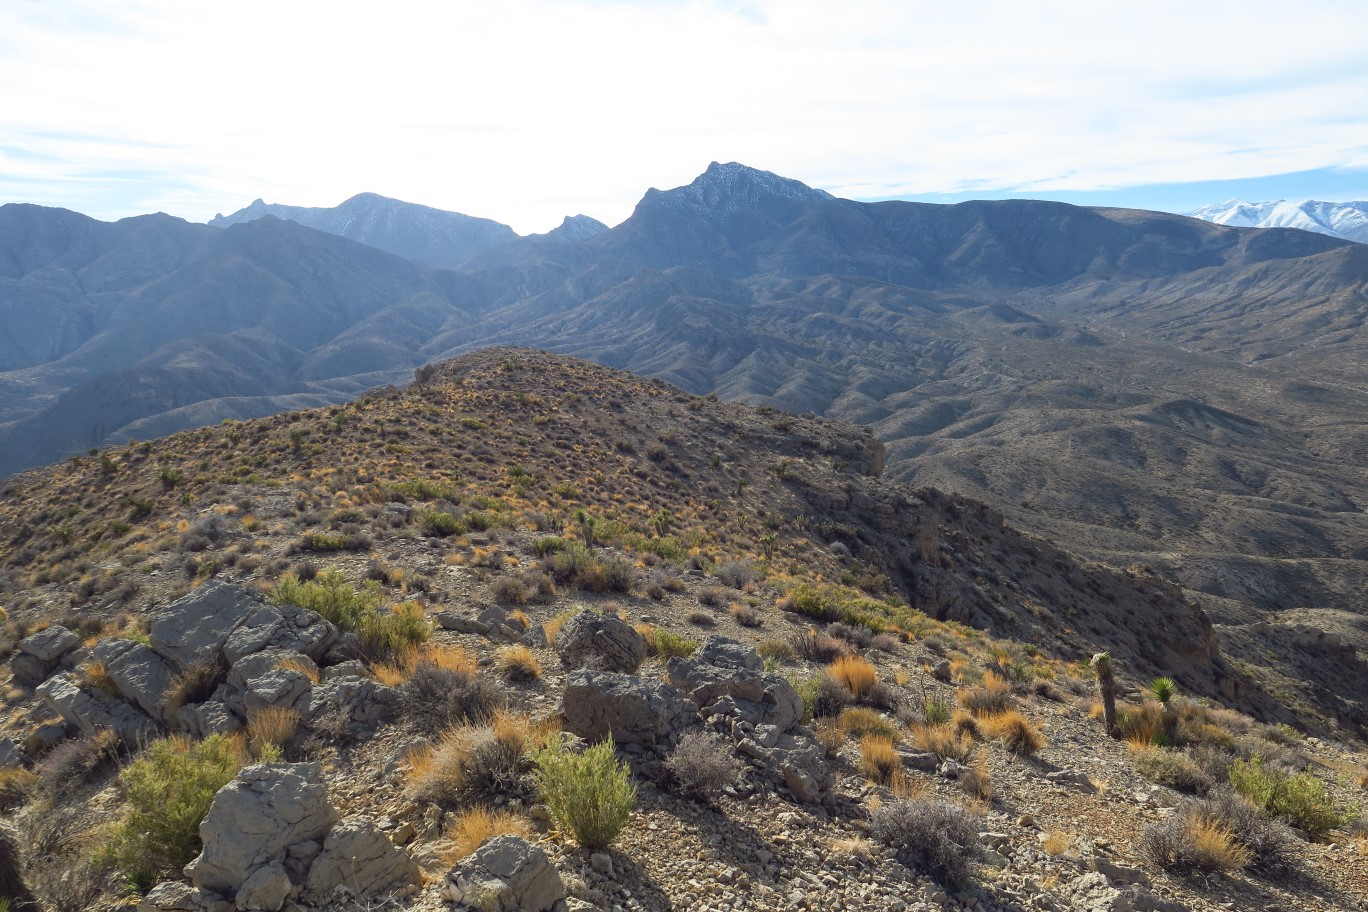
[813,719,847,756]
[839,707,900,742]
[498,646,542,682]
[247,706,300,755]
[951,709,981,740]
[958,671,1013,717]
[276,657,320,683]
[980,710,1045,757]
[858,734,901,784]
[1041,831,1072,856]
[958,755,993,802]
[828,655,877,700]
[911,723,976,764]
[443,806,532,863]
[830,836,876,860]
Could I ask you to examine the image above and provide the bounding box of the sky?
[1,0,1366,234]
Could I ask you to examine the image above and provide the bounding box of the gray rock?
[665,637,801,730]
[137,881,232,912]
[323,659,366,681]
[303,817,420,902]
[561,670,692,747]
[9,652,52,686]
[93,637,178,721]
[435,610,488,635]
[304,675,398,736]
[1068,872,1187,912]
[18,625,81,662]
[447,835,564,912]
[149,581,262,671]
[177,701,243,739]
[1046,768,1096,791]
[555,611,647,674]
[235,862,292,911]
[522,624,549,648]
[1088,852,1151,887]
[36,672,157,743]
[242,669,313,718]
[223,606,336,666]
[186,763,339,899]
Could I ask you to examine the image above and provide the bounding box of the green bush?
[418,510,466,537]
[1229,757,1354,837]
[99,734,245,890]
[534,739,636,851]
[533,536,571,557]
[1133,746,1213,795]
[641,627,697,659]
[273,572,429,662]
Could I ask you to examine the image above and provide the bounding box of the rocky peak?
[641,161,832,219]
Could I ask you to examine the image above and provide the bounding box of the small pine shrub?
[828,655,877,700]
[858,734,900,784]
[99,734,246,888]
[534,739,636,851]
[665,731,742,799]
[870,797,981,887]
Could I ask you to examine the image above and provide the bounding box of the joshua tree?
[1091,652,1118,738]
[1151,676,1179,744]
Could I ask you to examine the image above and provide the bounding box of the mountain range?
[2,161,1367,728]
[1190,198,1368,243]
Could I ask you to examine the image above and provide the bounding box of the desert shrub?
[1229,757,1353,837]
[298,530,371,552]
[980,710,1045,757]
[418,510,466,537]
[1201,788,1296,873]
[665,731,742,799]
[714,560,761,590]
[444,807,532,862]
[399,657,505,729]
[730,605,763,628]
[34,730,121,798]
[246,707,300,757]
[958,671,1013,717]
[491,576,530,605]
[790,628,849,663]
[534,739,636,851]
[858,734,900,784]
[827,622,873,650]
[533,536,571,557]
[757,638,796,664]
[697,586,730,608]
[685,609,716,627]
[1140,808,1251,874]
[911,723,976,764]
[99,734,246,889]
[355,600,431,663]
[922,695,952,726]
[1133,746,1214,795]
[273,572,428,663]
[162,657,228,716]
[1115,701,1165,746]
[498,646,542,682]
[828,655,877,700]
[958,755,994,801]
[870,797,980,887]
[637,625,697,659]
[408,715,536,810]
[839,707,900,742]
[576,554,637,593]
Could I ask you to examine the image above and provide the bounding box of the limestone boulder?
[303,817,420,902]
[444,835,564,912]
[93,637,178,721]
[37,672,157,744]
[555,611,647,674]
[561,670,691,747]
[149,582,261,671]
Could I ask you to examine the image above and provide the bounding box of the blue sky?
[1,0,1365,233]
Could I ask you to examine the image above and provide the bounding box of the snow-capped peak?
[1189,199,1368,243]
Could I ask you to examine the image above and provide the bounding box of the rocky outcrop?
[36,672,156,743]
[302,817,421,902]
[443,835,565,912]
[148,582,262,671]
[186,763,339,905]
[93,637,178,721]
[304,674,399,737]
[561,670,692,747]
[555,611,647,674]
[666,637,802,731]
[11,624,81,685]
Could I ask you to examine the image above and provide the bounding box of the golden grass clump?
[813,718,847,756]
[1187,816,1251,871]
[858,734,901,784]
[276,657,320,683]
[498,646,543,682]
[247,707,300,756]
[959,755,993,802]
[443,806,533,863]
[83,660,118,696]
[839,706,900,742]
[951,708,981,740]
[890,769,927,801]
[1041,831,1072,856]
[911,723,976,764]
[958,670,1013,717]
[980,710,1045,757]
[828,655,877,700]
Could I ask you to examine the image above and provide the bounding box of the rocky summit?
[0,349,1362,912]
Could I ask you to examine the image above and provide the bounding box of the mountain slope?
[209,192,520,268]
[1190,198,1368,243]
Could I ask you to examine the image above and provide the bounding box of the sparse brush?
[443,806,532,863]
[247,707,300,756]
[980,710,1044,757]
[499,646,542,682]
[1133,746,1213,795]
[1141,809,1251,874]
[534,738,636,851]
[870,797,981,887]
[1229,756,1352,837]
[757,638,796,663]
[858,734,901,784]
[839,707,900,742]
[730,604,763,628]
[828,655,877,700]
[665,730,742,799]
[911,723,976,764]
[399,658,504,729]
[958,671,1013,717]
[407,718,533,810]
[685,609,717,627]
[1116,701,1165,747]
[490,576,530,605]
[958,755,993,801]
[162,657,228,715]
[0,766,37,811]
[790,628,850,663]
[1041,831,1072,856]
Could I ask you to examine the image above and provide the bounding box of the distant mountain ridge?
[1190,198,1368,243]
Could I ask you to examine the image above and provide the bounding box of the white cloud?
[0,0,1365,231]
